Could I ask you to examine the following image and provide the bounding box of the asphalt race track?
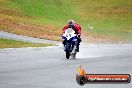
[0,31,59,45]
[0,44,132,88]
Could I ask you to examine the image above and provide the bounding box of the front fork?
[62,40,78,51]
[63,43,71,51]
[64,42,78,51]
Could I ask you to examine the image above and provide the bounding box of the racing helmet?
[68,19,75,27]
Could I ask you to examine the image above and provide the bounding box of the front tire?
[66,44,70,59]
[66,51,70,59]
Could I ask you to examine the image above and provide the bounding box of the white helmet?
[68,19,75,26]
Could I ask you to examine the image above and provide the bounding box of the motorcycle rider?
[62,19,81,52]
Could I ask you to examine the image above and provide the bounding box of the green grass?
[0,38,53,48]
[5,0,79,25]
[71,0,132,40]
[0,0,132,41]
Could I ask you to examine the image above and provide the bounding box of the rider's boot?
[76,43,79,52]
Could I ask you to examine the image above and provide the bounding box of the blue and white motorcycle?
[62,28,78,59]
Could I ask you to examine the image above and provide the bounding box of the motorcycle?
[62,28,78,59]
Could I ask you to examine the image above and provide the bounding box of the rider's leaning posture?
[62,19,81,52]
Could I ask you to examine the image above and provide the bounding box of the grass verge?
[0,38,53,48]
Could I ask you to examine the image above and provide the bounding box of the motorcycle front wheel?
[66,51,70,59]
[65,44,70,59]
